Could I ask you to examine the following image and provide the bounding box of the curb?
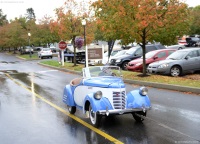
[38,63,200,94]
[124,79,200,94]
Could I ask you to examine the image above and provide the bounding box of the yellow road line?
[5,74,123,144]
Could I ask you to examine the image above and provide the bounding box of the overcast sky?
[0,0,200,21]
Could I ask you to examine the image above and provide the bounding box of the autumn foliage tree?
[92,0,190,75]
[50,0,95,66]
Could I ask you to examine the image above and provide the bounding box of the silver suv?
[147,48,200,76]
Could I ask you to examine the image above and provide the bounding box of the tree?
[188,5,200,35]
[4,19,27,52]
[50,0,95,66]
[26,8,36,20]
[0,9,8,26]
[34,15,60,46]
[92,0,190,75]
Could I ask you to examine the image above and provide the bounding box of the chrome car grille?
[113,91,126,109]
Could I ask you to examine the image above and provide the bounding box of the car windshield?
[83,66,122,78]
[125,47,138,55]
[141,50,157,59]
[111,51,119,56]
[114,50,127,57]
[166,51,188,60]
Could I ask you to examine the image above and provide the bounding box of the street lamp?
[28,32,32,58]
[81,18,87,67]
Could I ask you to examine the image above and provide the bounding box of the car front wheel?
[122,62,128,70]
[170,66,181,77]
[132,111,146,122]
[89,105,101,127]
[67,106,76,114]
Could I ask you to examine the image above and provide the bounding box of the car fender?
[126,90,151,108]
[83,93,113,113]
[63,85,75,106]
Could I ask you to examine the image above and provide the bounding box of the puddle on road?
[0,70,18,74]
[0,61,20,64]
[0,61,8,64]
[0,70,57,102]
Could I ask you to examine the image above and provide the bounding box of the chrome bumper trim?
[97,107,151,115]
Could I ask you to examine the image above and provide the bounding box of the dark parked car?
[186,37,200,47]
[110,44,166,70]
[18,46,34,54]
[147,48,200,76]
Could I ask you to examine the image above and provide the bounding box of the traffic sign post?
[59,41,67,66]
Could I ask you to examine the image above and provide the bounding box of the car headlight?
[135,62,142,66]
[116,59,121,63]
[158,63,169,69]
[94,91,102,100]
[139,87,148,96]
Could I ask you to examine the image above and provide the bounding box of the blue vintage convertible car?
[63,66,151,127]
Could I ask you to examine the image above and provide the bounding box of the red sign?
[59,41,67,50]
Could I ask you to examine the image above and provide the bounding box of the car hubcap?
[171,67,180,76]
[68,106,71,111]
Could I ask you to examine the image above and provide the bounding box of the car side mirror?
[154,56,158,60]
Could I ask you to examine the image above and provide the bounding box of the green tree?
[92,0,190,75]
[34,15,60,46]
[0,9,8,26]
[4,19,27,53]
[188,5,200,35]
[26,8,36,20]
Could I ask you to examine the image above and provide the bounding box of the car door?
[154,51,167,62]
[197,49,200,70]
[182,50,199,71]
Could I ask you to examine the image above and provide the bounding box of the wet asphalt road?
[0,53,200,144]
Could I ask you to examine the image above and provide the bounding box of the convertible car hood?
[83,77,125,88]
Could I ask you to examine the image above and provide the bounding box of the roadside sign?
[59,41,67,50]
[88,48,103,59]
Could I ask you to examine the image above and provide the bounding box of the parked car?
[166,44,185,50]
[178,40,187,46]
[147,48,200,76]
[38,48,53,59]
[127,49,176,72]
[110,44,166,70]
[108,49,128,63]
[18,46,34,54]
[50,46,57,53]
[33,47,43,51]
[101,49,122,64]
[186,37,200,47]
[63,66,151,127]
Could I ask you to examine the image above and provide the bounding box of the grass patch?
[40,60,200,88]
[19,53,39,59]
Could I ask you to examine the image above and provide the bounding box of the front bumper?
[97,107,151,115]
[147,67,170,74]
[41,54,53,57]
[127,65,142,72]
